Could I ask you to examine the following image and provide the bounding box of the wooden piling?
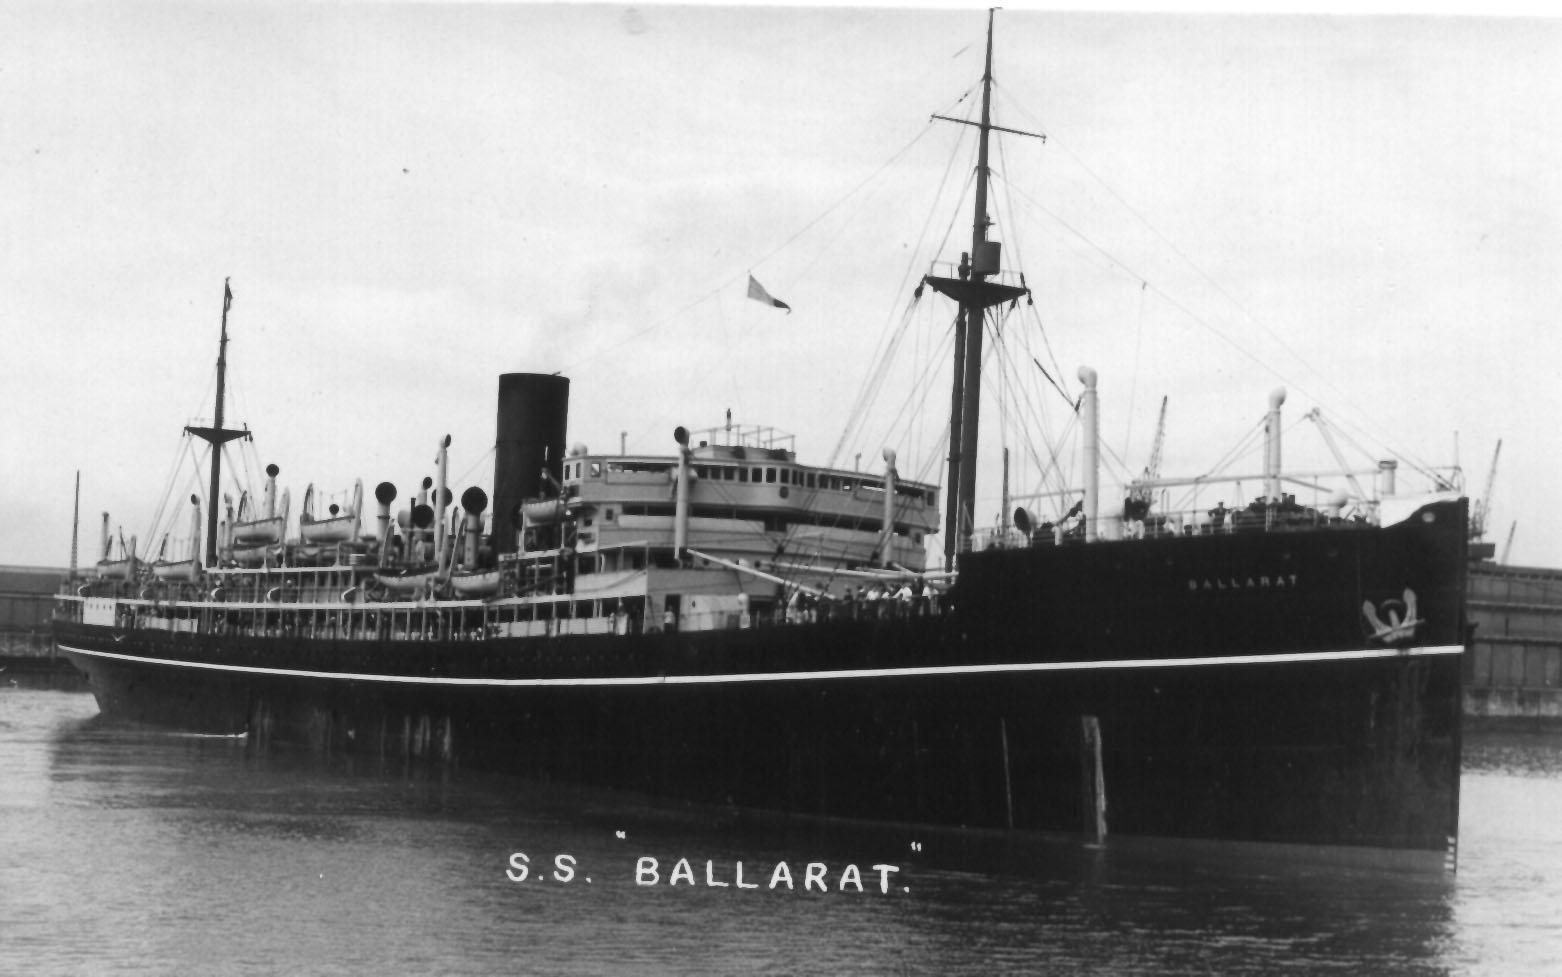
[1080,715,1106,845]
[1000,717,1014,829]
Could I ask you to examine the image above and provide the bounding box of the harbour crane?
[1128,396,1168,504]
[1471,439,1502,540]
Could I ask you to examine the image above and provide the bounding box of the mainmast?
[925,10,1040,569]
[185,278,252,566]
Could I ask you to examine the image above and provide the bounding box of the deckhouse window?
[590,462,602,477]
[739,468,749,483]
[765,468,776,483]
[616,461,674,474]
[806,472,816,488]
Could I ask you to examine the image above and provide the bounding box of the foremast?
[925,10,1038,569]
[184,278,252,567]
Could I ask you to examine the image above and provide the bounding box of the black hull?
[56,501,1468,854]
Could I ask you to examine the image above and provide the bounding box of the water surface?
[2,691,1559,975]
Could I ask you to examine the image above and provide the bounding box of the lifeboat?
[374,565,440,593]
[290,544,327,566]
[229,545,278,568]
[521,499,565,525]
[96,529,140,580]
[152,558,199,582]
[230,514,283,546]
[95,557,138,581]
[300,481,363,544]
[299,515,355,543]
[231,481,289,546]
[449,568,502,597]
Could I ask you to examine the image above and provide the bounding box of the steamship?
[53,15,1466,856]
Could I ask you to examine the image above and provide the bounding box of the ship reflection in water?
[3,691,1559,976]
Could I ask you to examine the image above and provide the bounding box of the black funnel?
[493,373,569,555]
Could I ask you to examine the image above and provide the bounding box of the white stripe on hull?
[57,642,1465,689]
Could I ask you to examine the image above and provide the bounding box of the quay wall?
[0,564,83,688]
[1466,561,1562,721]
[0,564,63,657]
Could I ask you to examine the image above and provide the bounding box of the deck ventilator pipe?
[1078,367,1099,542]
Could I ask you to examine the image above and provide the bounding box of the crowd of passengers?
[781,578,944,624]
[651,579,946,633]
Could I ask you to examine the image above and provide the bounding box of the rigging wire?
[828,86,1020,487]
[1124,280,1148,464]
[995,313,1012,533]
[990,152,1072,435]
[998,173,1350,439]
[556,119,944,380]
[989,309,1076,514]
[188,368,217,431]
[137,434,195,559]
[452,444,497,496]
[225,364,264,501]
[986,132,1089,521]
[979,128,1080,512]
[993,79,1447,482]
[826,83,995,476]
[173,445,209,558]
[1310,409,1437,486]
[863,317,959,469]
[828,156,975,471]
[1164,420,1281,517]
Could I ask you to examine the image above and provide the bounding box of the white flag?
[746,275,791,313]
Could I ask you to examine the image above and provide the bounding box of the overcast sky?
[2,3,1557,569]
